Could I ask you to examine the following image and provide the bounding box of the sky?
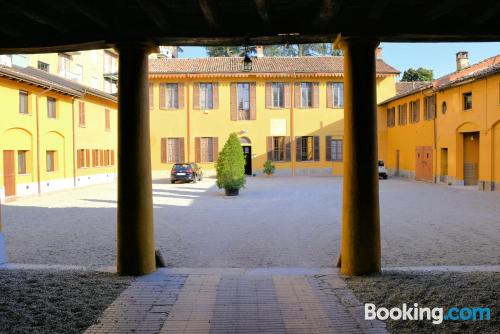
[179,43,500,80]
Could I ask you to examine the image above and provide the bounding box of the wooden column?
[338,37,381,276]
[116,43,156,275]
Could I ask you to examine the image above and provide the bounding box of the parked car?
[170,163,203,183]
[378,160,388,179]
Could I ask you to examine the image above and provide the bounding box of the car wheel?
[192,176,197,183]
[171,180,175,184]
[198,174,203,181]
[383,175,388,179]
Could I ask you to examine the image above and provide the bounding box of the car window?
[174,164,189,170]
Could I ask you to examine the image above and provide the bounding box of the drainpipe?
[35,95,41,194]
[186,76,191,162]
[433,94,437,183]
[71,97,77,188]
[290,76,295,176]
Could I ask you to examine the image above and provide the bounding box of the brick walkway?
[86,268,387,334]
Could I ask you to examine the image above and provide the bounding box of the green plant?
[216,133,246,191]
[263,160,276,176]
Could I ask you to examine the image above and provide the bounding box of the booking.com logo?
[365,303,491,325]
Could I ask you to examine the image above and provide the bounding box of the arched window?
[239,137,251,145]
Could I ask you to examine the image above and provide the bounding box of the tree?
[216,133,246,194]
[205,46,256,57]
[205,44,342,57]
[401,67,434,82]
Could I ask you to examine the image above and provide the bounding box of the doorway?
[463,132,479,185]
[395,150,400,176]
[3,150,16,197]
[415,146,433,182]
[440,148,448,183]
[242,145,252,175]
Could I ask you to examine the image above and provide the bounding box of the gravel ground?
[0,269,132,333]
[345,271,499,334]
[3,176,500,268]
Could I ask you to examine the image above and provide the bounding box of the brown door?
[3,150,16,196]
[440,148,448,182]
[395,150,400,176]
[463,132,479,186]
[415,146,433,182]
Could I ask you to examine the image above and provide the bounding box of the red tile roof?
[379,54,500,105]
[149,56,400,75]
[396,81,431,95]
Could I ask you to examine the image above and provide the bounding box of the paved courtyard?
[3,176,500,268]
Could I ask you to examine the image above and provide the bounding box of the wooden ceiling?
[0,0,499,53]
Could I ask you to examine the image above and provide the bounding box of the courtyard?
[3,176,499,269]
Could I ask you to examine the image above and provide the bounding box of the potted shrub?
[216,133,246,196]
[263,160,276,176]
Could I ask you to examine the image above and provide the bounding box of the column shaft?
[340,38,381,276]
[117,44,156,275]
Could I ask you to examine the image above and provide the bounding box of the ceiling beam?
[136,0,170,32]
[66,0,109,29]
[424,0,466,23]
[198,0,217,29]
[314,0,343,29]
[4,1,67,33]
[472,0,500,24]
[369,0,392,19]
[255,0,271,24]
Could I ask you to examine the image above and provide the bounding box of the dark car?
[170,163,203,184]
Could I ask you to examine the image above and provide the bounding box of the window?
[18,151,27,174]
[74,64,83,83]
[58,54,71,78]
[463,92,472,110]
[46,151,56,172]
[273,136,285,161]
[301,136,314,161]
[47,97,57,118]
[387,107,396,127]
[19,90,29,114]
[409,100,420,123]
[105,109,110,130]
[104,150,110,166]
[37,61,50,72]
[331,139,343,161]
[92,149,100,167]
[78,101,85,127]
[166,84,179,109]
[77,149,90,168]
[237,83,250,119]
[200,83,213,109]
[200,137,214,162]
[398,103,407,126]
[272,83,284,108]
[442,101,447,114]
[301,82,313,108]
[332,83,344,108]
[167,138,180,163]
[424,95,436,120]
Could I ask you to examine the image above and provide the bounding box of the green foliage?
[263,160,276,176]
[205,44,342,57]
[205,46,256,57]
[401,67,434,82]
[216,133,246,191]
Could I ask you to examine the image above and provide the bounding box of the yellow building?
[0,65,117,200]
[148,55,398,176]
[378,52,500,190]
[0,49,118,94]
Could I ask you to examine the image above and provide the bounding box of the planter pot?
[225,188,239,196]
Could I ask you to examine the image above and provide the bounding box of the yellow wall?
[150,75,396,176]
[0,76,117,198]
[74,96,118,177]
[378,73,500,189]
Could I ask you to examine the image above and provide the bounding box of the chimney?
[456,51,469,71]
[256,45,264,58]
[375,47,382,59]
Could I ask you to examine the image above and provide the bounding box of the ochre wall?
[378,73,500,188]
